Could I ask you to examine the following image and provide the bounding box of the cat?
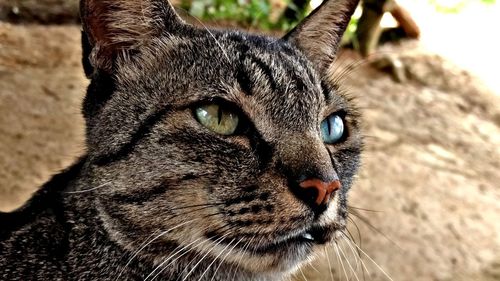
[0,0,362,280]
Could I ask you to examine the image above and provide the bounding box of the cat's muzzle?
[251,224,338,254]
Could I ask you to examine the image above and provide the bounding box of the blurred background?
[0,0,499,280]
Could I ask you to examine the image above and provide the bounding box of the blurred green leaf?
[429,0,496,14]
[187,0,305,30]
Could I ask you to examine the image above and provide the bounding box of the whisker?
[201,212,223,220]
[116,229,161,273]
[335,245,342,281]
[348,205,382,213]
[147,237,207,281]
[349,211,402,251]
[116,219,197,281]
[208,221,238,236]
[186,15,231,64]
[148,221,233,281]
[341,233,395,281]
[209,237,253,281]
[324,246,335,281]
[165,206,223,222]
[181,232,232,281]
[168,202,225,212]
[299,266,309,281]
[338,242,361,281]
[305,256,321,274]
[341,233,370,280]
[147,223,222,281]
[228,236,256,281]
[197,237,243,281]
[345,221,363,259]
[331,50,399,83]
[64,182,111,194]
[334,242,350,281]
[339,232,361,276]
[116,207,218,275]
[331,56,369,84]
[171,222,234,275]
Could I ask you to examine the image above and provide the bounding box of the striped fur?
[0,0,361,280]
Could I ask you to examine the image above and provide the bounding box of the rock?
[372,54,407,83]
[0,0,79,23]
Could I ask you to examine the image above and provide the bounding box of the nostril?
[298,179,341,208]
[299,179,327,205]
[300,186,320,205]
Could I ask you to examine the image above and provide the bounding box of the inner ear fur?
[80,0,187,75]
[284,0,360,76]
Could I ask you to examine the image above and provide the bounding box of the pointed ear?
[284,0,359,75]
[80,0,187,75]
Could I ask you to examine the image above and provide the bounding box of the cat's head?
[79,0,361,276]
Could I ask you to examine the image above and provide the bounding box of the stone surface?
[0,23,85,209]
[0,0,80,23]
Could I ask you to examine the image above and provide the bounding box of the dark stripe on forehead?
[291,69,306,93]
[231,38,283,96]
[93,106,171,166]
[247,54,279,93]
[236,69,253,96]
[321,81,341,104]
[235,42,254,96]
[279,46,317,87]
[229,35,317,97]
[278,54,309,94]
[321,80,332,103]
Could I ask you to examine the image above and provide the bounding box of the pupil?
[327,116,332,136]
[217,106,223,125]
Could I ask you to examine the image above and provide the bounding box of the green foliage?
[184,0,306,30]
[183,0,359,45]
[429,0,496,14]
[184,0,270,29]
[184,0,497,30]
[429,0,466,13]
[341,16,359,47]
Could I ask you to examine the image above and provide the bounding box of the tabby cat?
[0,0,362,280]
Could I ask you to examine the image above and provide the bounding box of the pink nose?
[299,179,341,206]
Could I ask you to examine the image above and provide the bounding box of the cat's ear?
[284,0,359,75]
[80,0,187,76]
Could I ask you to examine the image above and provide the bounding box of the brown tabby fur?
[0,0,362,280]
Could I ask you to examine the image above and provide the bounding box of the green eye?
[195,104,239,135]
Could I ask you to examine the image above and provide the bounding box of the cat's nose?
[296,178,341,210]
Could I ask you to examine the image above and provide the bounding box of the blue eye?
[321,114,345,144]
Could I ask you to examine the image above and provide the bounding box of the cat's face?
[80,0,361,275]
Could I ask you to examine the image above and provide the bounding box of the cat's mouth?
[250,224,338,254]
[207,223,339,255]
